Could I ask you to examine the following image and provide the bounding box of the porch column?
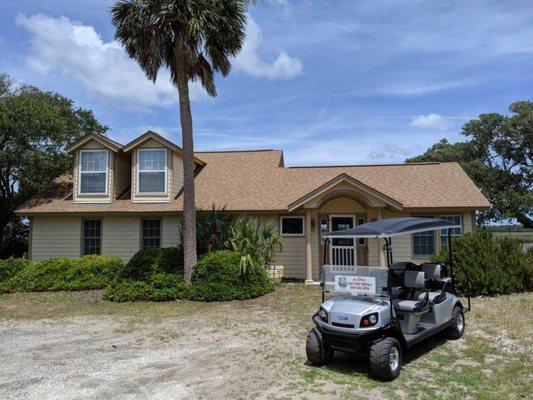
[305,208,314,284]
[377,208,385,266]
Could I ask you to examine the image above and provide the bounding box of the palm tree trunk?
[175,57,197,284]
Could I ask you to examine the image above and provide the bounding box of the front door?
[330,215,356,266]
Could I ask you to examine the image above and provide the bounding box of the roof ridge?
[287,162,442,169]
[196,149,280,154]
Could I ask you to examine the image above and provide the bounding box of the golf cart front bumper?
[313,315,381,354]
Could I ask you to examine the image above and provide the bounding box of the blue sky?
[1,0,532,165]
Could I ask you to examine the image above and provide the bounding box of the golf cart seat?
[392,298,429,312]
[391,270,430,312]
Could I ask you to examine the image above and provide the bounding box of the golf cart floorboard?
[404,320,453,347]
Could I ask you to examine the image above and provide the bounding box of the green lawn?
[0,286,531,399]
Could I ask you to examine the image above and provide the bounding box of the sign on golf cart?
[323,265,388,296]
[334,275,376,295]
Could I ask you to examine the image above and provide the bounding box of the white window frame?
[136,148,168,196]
[439,215,462,246]
[78,149,109,196]
[280,216,305,237]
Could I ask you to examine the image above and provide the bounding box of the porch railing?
[331,246,356,266]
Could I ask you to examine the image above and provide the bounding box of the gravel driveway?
[1,288,531,400]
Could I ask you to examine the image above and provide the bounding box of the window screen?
[141,219,161,249]
[80,150,107,194]
[138,149,166,193]
[82,219,102,255]
[280,217,304,235]
[440,215,462,246]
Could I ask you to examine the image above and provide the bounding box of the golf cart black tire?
[369,337,402,380]
[446,306,465,340]
[306,327,333,366]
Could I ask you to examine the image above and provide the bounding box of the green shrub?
[0,257,30,282]
[190,250,274,301]
[103,280,154,302]
[196,206,232,256]
[103,273,191,302]
[0,255,123,293]
[121,247,183,280]
[433,231,532,296]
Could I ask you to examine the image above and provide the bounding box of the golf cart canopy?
[324,217,460,239]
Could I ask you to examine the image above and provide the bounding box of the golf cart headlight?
[318,308,328,322]
[360,313,378,327]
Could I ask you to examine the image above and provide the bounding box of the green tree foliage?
[407,101,532,227]
[0,73,107,257]
[432,231,532,296]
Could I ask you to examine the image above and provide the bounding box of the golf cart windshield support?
[321,217,471,311]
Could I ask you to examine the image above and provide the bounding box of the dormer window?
[79,149,108,194]
[137,148,167,194]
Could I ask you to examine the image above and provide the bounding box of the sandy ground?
[0,291,303,400]
[1,288,531,400]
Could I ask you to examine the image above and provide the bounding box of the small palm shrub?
[190,250,274,301]
[227,215,282,272]
[432,230,532,296]
[0,255,123,293]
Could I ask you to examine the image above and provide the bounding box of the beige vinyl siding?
[113,153,131,199]
[102,215,181,261]
[101,216,140,260]
[162,216,181,248]
[73,140,113,203]
[171,153,184,197]
[31,217,81,261]
[276,236,306,279]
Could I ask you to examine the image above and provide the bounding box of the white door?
[329,215,356,266]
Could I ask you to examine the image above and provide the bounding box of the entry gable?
[287,173,403,212]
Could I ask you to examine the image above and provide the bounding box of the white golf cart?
[306,217,471,380]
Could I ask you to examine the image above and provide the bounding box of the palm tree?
[111,0,247,283]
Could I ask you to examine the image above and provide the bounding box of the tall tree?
[407,101,533,227]
[111,0,247,283]
[0,73,107,257]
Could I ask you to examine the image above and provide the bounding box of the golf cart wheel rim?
[457,312,465,332]
[389,346,400,371]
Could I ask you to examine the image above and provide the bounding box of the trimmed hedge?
[0,257,31,282]
[190,250,274,301]
[120,247,184,280]
[433,231,532,296]
[104,250,275,302]
[0,255,123,293]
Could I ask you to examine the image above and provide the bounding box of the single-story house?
[16,131,490,283]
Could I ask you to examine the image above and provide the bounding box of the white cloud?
[410,113,451,130]
[15,14,206,110]
[233,17,302,80]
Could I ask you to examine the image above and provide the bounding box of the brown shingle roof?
[15,149,490,215]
